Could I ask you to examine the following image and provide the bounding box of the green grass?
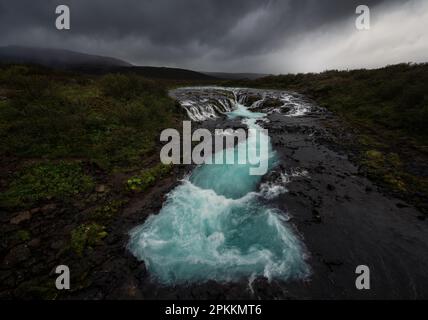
[0,64,201,298]
[0,66,182,170]
[0,65,185,210]
[16,229,31,242]
[0,161,94,209]
[362,150,407,192]
[127,163,173,192]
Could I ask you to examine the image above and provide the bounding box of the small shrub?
[383,174,407,192]
[70,223,107,256]
[98,74,162,100]
[90,199,125,221]
[127,163,172,192]
[364,150,384,168]
[16,230,31,242]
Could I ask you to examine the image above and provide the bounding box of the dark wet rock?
[4,244,31,266]
[323,259,344,272]
[260,98,283,109]
[28,238,41,248]
[240,94,262,107]
[10,211,31,225]
[396,202,409,208]
[41,203,57,213]
[250,98,283,112]
[280,105,292,113]
[50,240,64,250]
[95,184,107,193]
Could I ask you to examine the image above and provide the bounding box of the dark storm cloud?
[0,0,423,72]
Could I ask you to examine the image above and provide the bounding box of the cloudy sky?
[0,0,427,73]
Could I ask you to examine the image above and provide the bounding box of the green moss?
[365,149,384,160]
[0,161,94,209]
[90,199,126,221]
[357,135,386,148]
[127,163,172,192]
[15,277,58,300]
[16,229,31,242]
[383,174,407,192]
[361,150,409,192]
[70,223,108,256]
[385,152,402,168]
[363,150,385,170]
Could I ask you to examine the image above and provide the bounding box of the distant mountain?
[0,46,132,68]
[202,72,270,80]
[0,46,217,81]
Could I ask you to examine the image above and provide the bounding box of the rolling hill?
[0,46,216,81]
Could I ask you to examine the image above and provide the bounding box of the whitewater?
[128,87,310,285]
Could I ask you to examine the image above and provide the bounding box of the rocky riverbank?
[121,88,428,299]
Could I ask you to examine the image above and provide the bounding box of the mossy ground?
[70,223,108,256]
[127,163,173,192]
[0,161,94,209]
[0,64,188,298]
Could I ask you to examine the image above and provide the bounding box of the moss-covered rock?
[70,223,108,256]
[90,199,126,222]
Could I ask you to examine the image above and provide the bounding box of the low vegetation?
[0,65,181,169]
[0,64,187,298]
[89,199,126,222]
[0,65,184,210]
[0,161,93,209]
[127,163,173,192]
[70,223,108,256]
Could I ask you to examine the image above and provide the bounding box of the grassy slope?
[226,63,428,213]
[0,64,202,297]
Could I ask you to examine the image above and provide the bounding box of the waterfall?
[170,87,311,121]
[128,87,311,285]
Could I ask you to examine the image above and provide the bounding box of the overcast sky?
[0,0,427,73]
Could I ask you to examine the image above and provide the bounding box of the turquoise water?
[128,96,309,285]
